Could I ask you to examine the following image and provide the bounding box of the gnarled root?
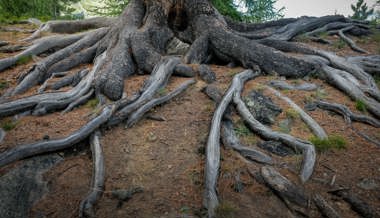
[79,131,105,218]
[0,105,114,168]
[204,69,259,217]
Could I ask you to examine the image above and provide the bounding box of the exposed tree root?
[315,100,380,127]
[204,69,258,217]
[38,71,70,94]
[266,86,328,139]
[23,17,115,42]
[337,26,368,53]
[108,57,180,126]
[0,105,114,168]
[0,0,379,217]
[79,131,105,218]
[261,166,308,208]
[50,69,89,91]
[0,32,88,72]
[233,90,316,183]
[313,194,341,218]
[268,80,318,91]
[202,83,273,164]
[221,120,273,164]
[329,189,377,218]
[126,78,195,127]
[11,28,108,96]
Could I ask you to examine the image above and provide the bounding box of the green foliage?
[240,0,285,22]
[0,0,81,21]
[85,98,99,109]
[88,0,283,22]
[351,0,374,20]
[309,135,347,152]
[355,99,367,112]
[234,122,251,136]
[285,108,300,120]
[332,39,346,49]
[212,0,284,22]
[16,55,33,65]
[158,87,168,96]
[86,0,129,17]
[1,119,18,131]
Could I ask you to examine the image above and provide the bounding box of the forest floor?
[0,23,379,218]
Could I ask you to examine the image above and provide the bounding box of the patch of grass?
[355,100,367,112]
[285,108,300,120]
[309,135,347,152]
[295,34,310,42]
[215,201,236,218]
[234,121,256,144]
[16,55,32,65]
[157,87,168,96]
[0,80,9,90]
[332,39,346,49]
[84,98,99,109]
[312,88,328,99]
[1,119,18,131]
[318,31,329,39]
[234,122,251,137]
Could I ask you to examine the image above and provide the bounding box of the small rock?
[174,64,195,77]
[257,141,295,157]
[147,132,157,142]
[198,65,216,84]
[227,62,237,68]
[304,102,317,111]
[357,178,378,190]
[244,90,282,125]
[111,187,144,208]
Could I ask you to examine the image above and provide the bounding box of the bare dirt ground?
[0,24,379,218]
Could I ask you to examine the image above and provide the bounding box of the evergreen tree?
[351,0,374,20]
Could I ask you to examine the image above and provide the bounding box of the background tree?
[0,0,80,21]
[351,0,374,20]
[88,0,283,22]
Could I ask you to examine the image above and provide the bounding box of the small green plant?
[313,88,328,99]
[157,87,168,96]
[234,122,251,137]
[295,34,310,42]
[309,135,347,152]
[332,39,346,49]
[285,108,300,120]
[215,201,236,218]
[318,31,329,39]
[16,55,32,65]
[355,99,367,112]
[0,80,9,89]
[84,98,99,109]
[1,119,18,131]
